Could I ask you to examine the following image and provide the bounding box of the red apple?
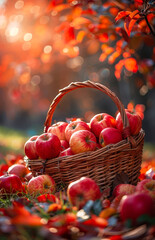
[65,120,90,142]
[116,109,142,136]
[47,121,68,140]
[113,184,136,197]
[60,139,69,151]
[99,127,123,147]
[136,179,155,199]
[8,163,29,180]
[27,174,55,196]
[120,192,154,225]
[36,133,61,159]
[0,174,23,195]
[67,177,101,209]
[59,147,73,157]
[69,130,97,154]
[90,113,116,138]
[24,135,39,159]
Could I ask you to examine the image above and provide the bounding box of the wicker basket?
[26,81,145,192]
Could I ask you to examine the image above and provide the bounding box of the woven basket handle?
[44,80,131,138]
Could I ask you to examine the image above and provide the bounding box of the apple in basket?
[99,127,123,147]
[65,120,90,142]
[90,113,117,138]
[69,129,97,154]
[8,163,29,181]
[60,140,69,151]
[27,174,55,196]
[36,133,61,159]
[47,121,68,140]
[119,192,154,226]
[0,173,24,196]
[116,109,142,136]
[59,147,73,157]
[24,135,39,159]
[67,177,101,209]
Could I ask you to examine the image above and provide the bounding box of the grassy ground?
[0,126,28,155]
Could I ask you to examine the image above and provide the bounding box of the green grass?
[0,126,28,155]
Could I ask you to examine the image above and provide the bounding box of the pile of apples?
[24,109,142,160]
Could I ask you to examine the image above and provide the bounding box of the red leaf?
[124,58,138,73]
[98,33,109,43]
[124,10,140,36]
[99,53,107,62]
[64,26,75,44]
[71,17,91,28]
[76,30,86,43]
[115,11,131,22]
[46,0,64,12]
[134,0,144,6]
[83,215,108,228]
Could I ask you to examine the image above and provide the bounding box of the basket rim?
[26,129,145,166]
[44,80,131,138]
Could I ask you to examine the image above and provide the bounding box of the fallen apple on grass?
[36,133,61,159]
[119,192,154,226]
[0,173,24,196]
[8,163,29,181]
[67,177,101,209]
[90,113,116,138]
[47,121,68,140]
[27,174,55,196]
[112,183,136,197]
[69,129,97,154]
[99,127,123,147]
[136,179,155,199]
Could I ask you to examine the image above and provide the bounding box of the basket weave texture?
[26,81,145,192]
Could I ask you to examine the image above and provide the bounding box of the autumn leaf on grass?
[8,206,43,226]
[83,214,108,228]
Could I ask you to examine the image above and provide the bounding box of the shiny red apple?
[0,174,23,195]
[67,177,101,209]
[69,129,97,154]
[90,113,116,138]
[120,192,154,226]
[8,163,29,180]
[27,174,55,196]
[116,109,142,136]
[24,135,39,159]
[65,120,90,142]
[113,183,136,197]
[47,121,68,140]
[136,179,155,199]
[59,147,73,157]
[36,133,61,159]
[60,139,69,151]
[99,127,123,147]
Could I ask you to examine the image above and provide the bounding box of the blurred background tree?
[0,0,154,142]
